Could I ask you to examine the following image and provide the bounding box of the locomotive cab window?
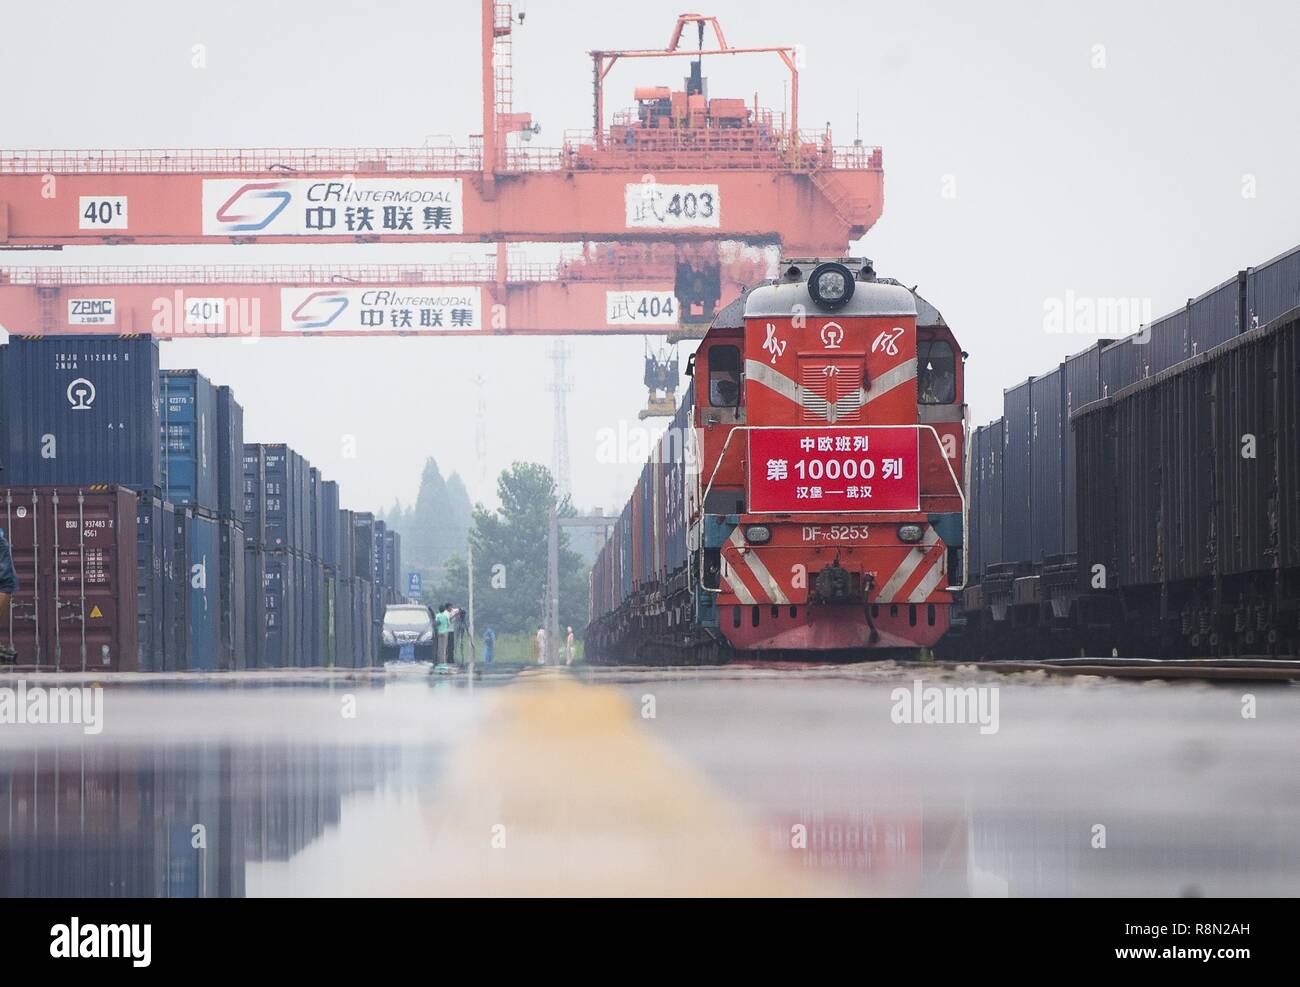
[708,344,742,407]
[918,339,957,404]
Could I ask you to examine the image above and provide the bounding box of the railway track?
[933,656,1300,682]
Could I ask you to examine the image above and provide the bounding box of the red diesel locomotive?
[587,259,966,661]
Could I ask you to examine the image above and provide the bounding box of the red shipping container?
[1,486,139,671]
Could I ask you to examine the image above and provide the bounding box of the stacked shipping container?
[0,486,139,671]
[0,334,398,670]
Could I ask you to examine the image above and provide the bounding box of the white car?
[381,604,435,662]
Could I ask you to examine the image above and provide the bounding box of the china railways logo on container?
[67,377,96,410]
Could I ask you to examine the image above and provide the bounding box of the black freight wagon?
[954,241,1300,659]
[1073,307,1300,656]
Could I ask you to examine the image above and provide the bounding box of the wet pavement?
[0,662,1296,897]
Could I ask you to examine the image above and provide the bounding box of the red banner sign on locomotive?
[747,426,921,514]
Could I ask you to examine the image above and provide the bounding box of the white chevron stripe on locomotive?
[720,535,757,604]
[907,546,949,603]
[725,528,791,605]
[744,357,918,422]
[722,564,757,605]
[875,528,945,603]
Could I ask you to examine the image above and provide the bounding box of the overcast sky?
[3,0,1297,517]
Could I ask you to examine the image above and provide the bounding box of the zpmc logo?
[214,182,292,232]
[289,291,349,330]
[67,377,96,410]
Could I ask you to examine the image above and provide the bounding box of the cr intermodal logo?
[214,181,291,232]
[289,290,349,329]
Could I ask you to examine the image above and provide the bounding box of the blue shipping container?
[160,369,220,513]
[335,577,355,667]
[1189,274,1243,355]
[243,548,267,667]
[242,444,267,548]
[352,513,375,585]
[1143,307,1190,377]
[1100,337,1138,397]
[135,493,176,672]
[1247,244,1300,328]
[295,552,310,667]
[1029,368,1065,561]
[383,529,400,593]
[186,511,220,671]
[216,385,244,519]
[293,450,311,552]
[261,551,297,668]
[967,425,985,580]
[1002,379,1034,565]
[309,468,324,561]
[1062,342,1110,555]
[336,509,355,579]
[356,579,374,667]
[261,445,307,550]
[308,557,326,665]
[980,418,1005,574]
[218,518,246,670]
[320,481,341,567]
[1,335,160,492]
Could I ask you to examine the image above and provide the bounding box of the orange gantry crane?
[0,245,773,337]
[0,7,879,249]
[0,3,884,406]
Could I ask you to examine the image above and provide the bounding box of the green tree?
[433,462,588,637]
[383,459,473,584]
[446,473,473,544]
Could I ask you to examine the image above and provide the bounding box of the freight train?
[0,334,403,670]
[955,244,1300,659]
[587,259,967,662]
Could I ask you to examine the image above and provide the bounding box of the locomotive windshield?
[918,339,956,404]
[708,344,742,406]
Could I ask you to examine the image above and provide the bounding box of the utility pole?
[467,536,476,647]
[547,505,559,664]
[548,340,572,498]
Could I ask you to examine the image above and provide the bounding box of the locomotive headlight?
[809,261,855,310]
[744,525,772,544]
[897,523,925,543]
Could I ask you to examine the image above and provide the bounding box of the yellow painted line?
[397,668,842,896]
